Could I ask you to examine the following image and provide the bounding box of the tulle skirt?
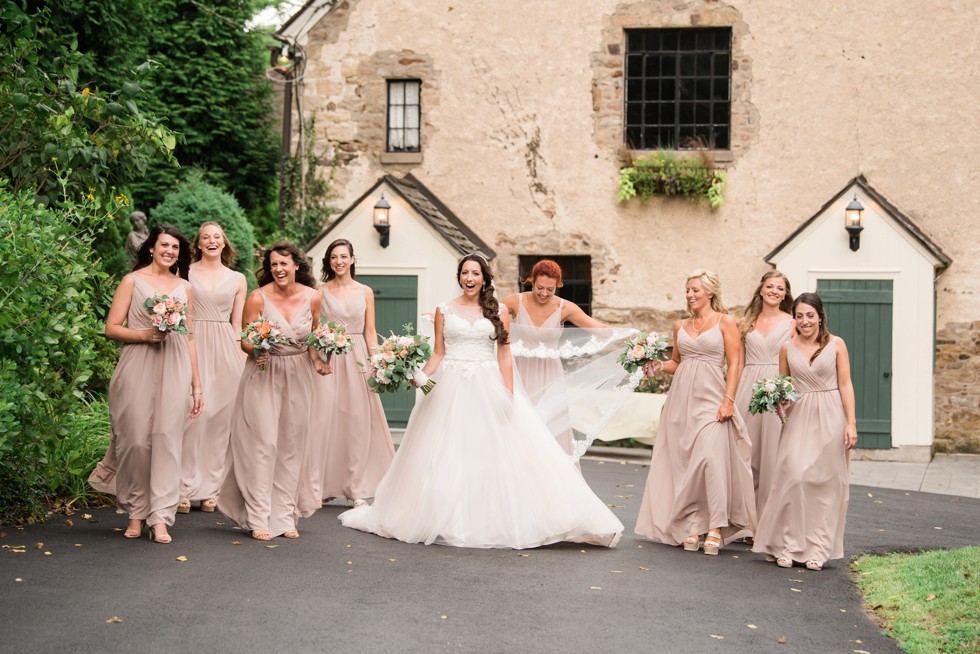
[339,360,623,549]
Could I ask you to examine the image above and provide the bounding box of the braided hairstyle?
[457,253,508,343]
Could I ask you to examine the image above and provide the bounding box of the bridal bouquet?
[144,294,188,335]
[748,374,802,424]
[368,324,435,395]
[617,331,669,373]
[241,317,289,371]
[307,321,353,362]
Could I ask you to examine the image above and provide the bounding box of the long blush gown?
[218,289,320,537]
[511,295,576,456]
[635,322,756,545]
[105,275,191,527]
[339,301,624,549]
[310,285,394,502]
[753,338,850,565]
[733,320,792,519]
[179,270,246,504]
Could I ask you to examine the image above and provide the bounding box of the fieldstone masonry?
[934,321,980,453]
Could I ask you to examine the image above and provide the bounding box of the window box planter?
[618,152,726,208]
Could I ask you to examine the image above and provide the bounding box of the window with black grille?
[518,256,593,317]
[624,28,732,151]
[387,80,421,152]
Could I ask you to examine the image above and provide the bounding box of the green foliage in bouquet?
[617,152,726,208]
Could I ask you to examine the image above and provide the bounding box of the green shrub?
[617,152,726,208]
[149,169,258,282]
[0,183,111,522]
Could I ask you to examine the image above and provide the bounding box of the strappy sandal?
[805,560,824,571]
[124,520,144,539]
[200,498,217,513]
[148,525,172,544]
[250,530,272,541]
[177,498,191,514]
[776,557,793,568]
[703,530,723,556]
[682,534,701,551]
[282,530,300,539]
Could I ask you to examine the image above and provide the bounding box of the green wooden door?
[816,279,893,448]
[360,275,418,428]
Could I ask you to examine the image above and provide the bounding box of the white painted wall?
[771,184,942,455]
[306,181,465,324]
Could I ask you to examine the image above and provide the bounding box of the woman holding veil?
[340,254,624,549]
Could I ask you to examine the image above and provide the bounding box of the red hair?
[525,259,563,287]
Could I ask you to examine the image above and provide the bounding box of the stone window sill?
[381,151,423,165]
[629,149,733,167]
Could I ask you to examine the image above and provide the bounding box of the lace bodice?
[440,301,499,378]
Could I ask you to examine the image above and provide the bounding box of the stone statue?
[125,211,149,266]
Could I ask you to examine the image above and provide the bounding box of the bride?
[339,254,623,549]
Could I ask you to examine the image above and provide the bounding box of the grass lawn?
[852,546,980,654]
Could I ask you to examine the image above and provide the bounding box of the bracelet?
[191,392,202,396]
[724,394,735,402]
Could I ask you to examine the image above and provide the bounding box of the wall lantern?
[373,193,391,248]
[844,194,864,252]
[275,45,294,72]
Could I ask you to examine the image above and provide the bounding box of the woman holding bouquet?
[340,254,623,549]
[218,242,331,540]
[752,293,857,570]
[733,271,794,522]
[309,239,394,507]
[635,270,756,555]
[101,225,203,544]
[177,222,248,515]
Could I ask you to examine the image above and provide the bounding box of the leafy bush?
[617,152,726,208]
[149,169,258,282]
[0,183,112,522]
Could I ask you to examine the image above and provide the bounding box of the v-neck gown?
[218,289,320,536]
[309,285,394,502]
[753,338,850,564]
[104,275,192,527]
[512,295,577,457]
[339,301,624,549]
[734,321,792,519]
[178,270,246,503]
[635,322,757,544]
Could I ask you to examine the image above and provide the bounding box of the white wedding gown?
[339,301,624,549]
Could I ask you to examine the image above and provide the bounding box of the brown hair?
[134,225,191,279]
[257,241,317,288]
[457,254,508,344]
[793,292,832,363]
[740,270,794,340]
[191,221,237,268]
[321,239,356,281]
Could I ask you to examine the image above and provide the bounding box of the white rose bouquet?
[617,331,669,373]
[368,324,435,395]
[748,374,801,424]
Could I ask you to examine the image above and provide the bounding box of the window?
[387,79,421,152]
[518,255,593,317]
[624,28,732,150]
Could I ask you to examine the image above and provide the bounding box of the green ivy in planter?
[617,152,726,208]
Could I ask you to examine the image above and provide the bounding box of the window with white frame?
[387,79,421,152]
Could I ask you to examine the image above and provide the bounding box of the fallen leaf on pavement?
[580,550,587,553]
[82,514,92,520]
[231,541,241,545]
[589,586,602,590]
[518,553,530,557]
[638,566,651,571]
[776,636,787,644]
[15,577,24,582]
[65,519,73,527]
[388,558,396,562]
[789,578,804,582]
[709,635,724,640]
[346,544,352,548]
[44,552,51,556]
[747,624,757,629]
[106,617,122,624]
[34,542,43,549]
[176,555,188,562]
[790,588,801,592]
[265,545,277,549]
[854,650,871,654]
[839,609,847,613]
[113,528,123,532]
[347,560,353,565]
[440,615,447,620]
[867,493,873,497]
[934,526,943,530]
[610,570,623,574]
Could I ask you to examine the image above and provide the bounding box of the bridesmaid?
[218,241,330,540]
[104,225,203,544]
[309,239,394,506]
[177,222,247,514]
[753,293,857,570]
[734,271,794,524]
[634,270,756,555]
[501,259,606,458]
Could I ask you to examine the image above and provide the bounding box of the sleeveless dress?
[218,289,320,536]
[179,270,246,503]
[339,301,624,549]
[733,320,792,519]
[105,275,192,527]
[512,295,576,457]
[753,338,850,564]
[635,321,757,544]
[309,285,394,502]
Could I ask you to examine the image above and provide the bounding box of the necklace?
[691,311,715,334]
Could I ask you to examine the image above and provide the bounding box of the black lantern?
[373,193,391,248]
[844,195,864,252]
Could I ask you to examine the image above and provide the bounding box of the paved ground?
[2,459,978,654]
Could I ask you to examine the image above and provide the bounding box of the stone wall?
[934,321,980,453]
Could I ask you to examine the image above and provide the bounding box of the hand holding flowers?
[618,331,669,374]
[368,324,436,395]
[307,321,353,362]
[143,294,188,338]
[748,374,801,424]
[241,317,289,371]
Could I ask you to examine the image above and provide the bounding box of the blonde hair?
[192,221,237,268]
[740,270,793,340]
[686,269,727,315]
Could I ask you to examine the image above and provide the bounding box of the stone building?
[276,0,978,457]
